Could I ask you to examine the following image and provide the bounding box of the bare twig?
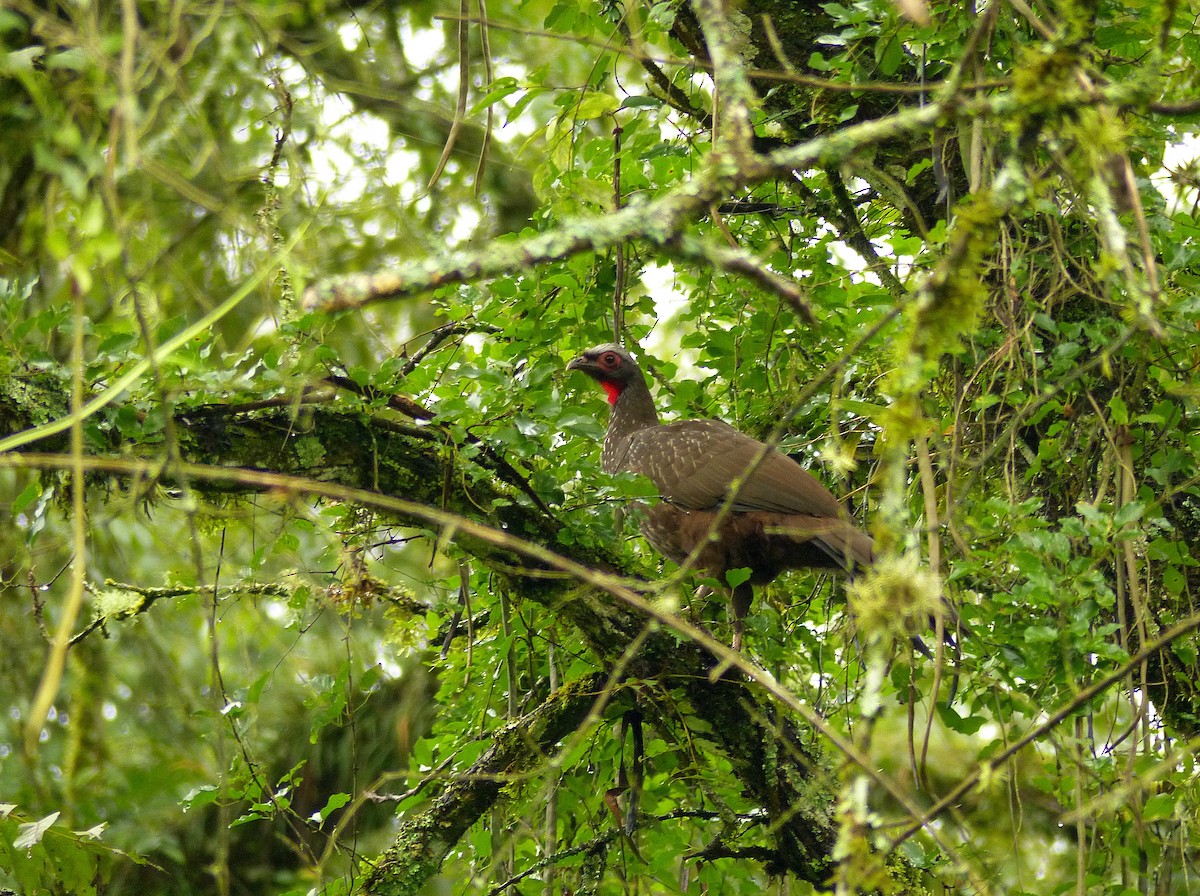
[1149,97,1200,116]
[428,0,471,189]
[613,124,626,341]
[888,610,1200,852]
[473,0,494,196]
[302,103,948,314]
[434,13,1006,96]
[675,235,817,323]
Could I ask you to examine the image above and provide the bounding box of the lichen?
[291,433,326,469]
[93,587,145,620]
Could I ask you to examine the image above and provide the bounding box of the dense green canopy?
[4,0,1200,893]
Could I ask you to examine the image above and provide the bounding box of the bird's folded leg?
[730,582,754,651]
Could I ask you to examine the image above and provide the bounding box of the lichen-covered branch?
[0,447,846,885]
[363,675,607,896]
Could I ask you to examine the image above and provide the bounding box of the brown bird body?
[569,343,872,647]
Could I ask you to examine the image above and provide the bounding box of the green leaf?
[3,45,45,72]
[937,705,986,735]
[725,567,751,588]
[575,92,619,120]
[45,47,89,70]
[836,398,887,418]
[1142,792,1175,821]
[182,785,221,811]
[1109,395,1129,425]
[12,481,40,515]
[1024,625,1059,643]
[114,404,142,438]
[469,77,521,116]
[1113,501,1144,528]
[877,36,904,75]
[620,95,662,109]
[96,331,138,357]
[314,792,352,824]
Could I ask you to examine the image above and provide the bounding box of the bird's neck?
[602,379,659,472]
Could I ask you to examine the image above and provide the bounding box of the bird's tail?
[762,517,874,571]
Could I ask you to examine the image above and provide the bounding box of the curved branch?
[301,101,947,314]
[0,449,908,885]
[363,675,607,895]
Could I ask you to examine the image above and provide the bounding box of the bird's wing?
[624,420,848,518]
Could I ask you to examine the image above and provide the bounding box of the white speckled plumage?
[568,343,873,646]
[568,343,968,662]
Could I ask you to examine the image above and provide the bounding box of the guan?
[568,343,873,649]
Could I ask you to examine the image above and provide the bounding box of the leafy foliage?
[4,0,1200,894]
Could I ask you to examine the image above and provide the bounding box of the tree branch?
[0,446,858,884]
[363,675,607,895]
[300,102,952,315]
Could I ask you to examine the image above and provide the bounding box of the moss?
[880,190,1000,446]
[93,586,145,620]
[1009,42,1129,178]
[0,372,71,446]
[847,554,943,649]
[360,821,443,896]
[363,676,603,895]
[906,191,1000,364]
[291,433,326,469]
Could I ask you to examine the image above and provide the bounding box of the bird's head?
[567,343,640,405]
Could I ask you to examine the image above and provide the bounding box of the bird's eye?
[601,352,619,367]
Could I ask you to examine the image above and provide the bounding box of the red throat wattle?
[601,380,623,405]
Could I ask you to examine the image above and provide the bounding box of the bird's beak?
[566,355,590,373]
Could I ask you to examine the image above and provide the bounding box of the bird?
[567,342,874,649]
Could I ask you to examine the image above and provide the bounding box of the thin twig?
[0,449,954,845]
[473,0,493,197]
[302,102,949,313]
[888,611,1200,851]
[434,13,1008,96]
[427,0,471,189]
[675,235,817,323]
[613,124,626,341]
